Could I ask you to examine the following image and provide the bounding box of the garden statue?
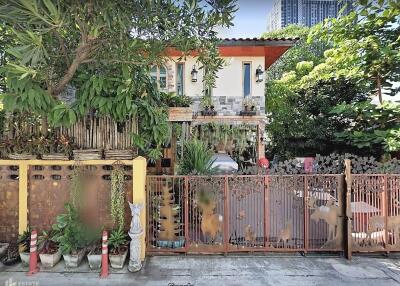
[128,202,143,272]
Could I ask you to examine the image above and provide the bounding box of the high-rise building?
[266,0,353,32]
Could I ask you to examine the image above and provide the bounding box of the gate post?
[132,156,147,261]
[344,159,353,260]
[19,161,29,235]
[223,176,229,254]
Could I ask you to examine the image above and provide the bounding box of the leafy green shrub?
[160,92,193,107]
[52,204,87,255]
[108,228,128,255]
[110,163,126,230]
[17,229,30,253]
[179,139,215,175]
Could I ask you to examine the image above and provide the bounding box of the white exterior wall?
[167,56,265,98]
[163,56,266,115]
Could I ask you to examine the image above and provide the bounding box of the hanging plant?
[110,162,126,230]
[70,163,84,210]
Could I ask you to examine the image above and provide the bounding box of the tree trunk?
[377,76,383,105]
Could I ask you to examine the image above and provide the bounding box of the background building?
[266,0,353,32]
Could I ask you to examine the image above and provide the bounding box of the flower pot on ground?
[52,204,88,268]
[40,249,62,268]
[18,230,31,267]
[38,230,61,268]
[63,249,86,268]
[87,240,102,270]
[108,228,129,269]
[87,233,102,270]
[19,251,30,266]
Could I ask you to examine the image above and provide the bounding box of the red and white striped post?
[27,230,39,276]
[100,230,109,278]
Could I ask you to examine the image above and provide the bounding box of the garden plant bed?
[168,107,193,122]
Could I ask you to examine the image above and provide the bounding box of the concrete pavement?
[1,255,400,285]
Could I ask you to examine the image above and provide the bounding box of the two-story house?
[148,37,297,174]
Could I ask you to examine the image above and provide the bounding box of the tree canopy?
[265,0,400,159]
[0,0,237,160]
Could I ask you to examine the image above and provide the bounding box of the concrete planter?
[19,251,30,266]
[87,253,102,270]
[39,249,62,268]
[109,250,127,269]
[63,249,85,268]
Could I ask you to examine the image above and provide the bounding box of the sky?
[217,0,274,38]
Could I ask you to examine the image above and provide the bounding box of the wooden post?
[344,159,353,260]
[257,122,265,160]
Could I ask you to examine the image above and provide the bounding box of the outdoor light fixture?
[256,65,264,82]
[191,65,198,82]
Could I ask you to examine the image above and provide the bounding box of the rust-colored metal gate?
[146,175,346,254]
[351,175,400,253]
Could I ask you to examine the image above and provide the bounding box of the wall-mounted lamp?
[256,65,264,82]
[191,65,198,82]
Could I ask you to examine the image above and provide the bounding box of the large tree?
[309,0,400,103]
[265,0,400,159]
[0,0,237,159]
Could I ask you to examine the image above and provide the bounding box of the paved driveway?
[1,255,400,285]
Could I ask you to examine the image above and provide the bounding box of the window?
[150,65,167,90]
[203,67,212,97]
[176,63,184,96]
[243,62,251,97]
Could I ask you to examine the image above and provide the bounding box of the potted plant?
[6,135,37,160]
[108,228,129,269]
[41,134,73,160]
[178,139,216,175]
[200,96,216,116]
[38,230,62,268]
[52,204,87,268]
[18,230,31,266]
[87,239,102,270]
[0,243,20,266]
[161,92,193,122]
[241,97,257,116]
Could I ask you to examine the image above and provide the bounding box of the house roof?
[220,37,299,46]
[165,37,299,69]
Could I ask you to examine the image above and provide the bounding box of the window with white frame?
[150,65,167,90]
[176,63,184,96]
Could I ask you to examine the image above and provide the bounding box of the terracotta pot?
[39,249,62,268]
[87,253,102,270]
[19,251,30,266]
[109,249,128,269]
[63,249,86,268]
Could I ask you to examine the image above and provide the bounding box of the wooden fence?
[2,114,138,150]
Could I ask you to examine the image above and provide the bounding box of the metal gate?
[146,175,345,254]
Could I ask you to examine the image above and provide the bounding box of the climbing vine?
[110,162,126,230]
